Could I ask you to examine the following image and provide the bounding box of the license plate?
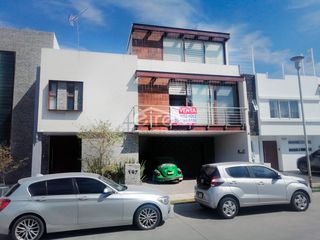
[197,191,203,198]
[167,171,173,175]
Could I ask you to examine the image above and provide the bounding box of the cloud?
[196,22,292,72]
[287,0,320,32]
[70,0,105,26]
[33,0,106,27]
[298,10,320,32]
[101,0,201,28]
[288,0,320,9]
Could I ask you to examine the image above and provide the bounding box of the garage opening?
[49,136,82,173]
[139,136,215,179]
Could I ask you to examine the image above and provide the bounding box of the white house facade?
[252,73,320,171]
[32,24,252,178]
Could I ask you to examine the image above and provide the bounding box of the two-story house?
[33,24,252,178]
[251,73,320,171]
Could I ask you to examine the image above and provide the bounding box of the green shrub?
[102,162,125,184]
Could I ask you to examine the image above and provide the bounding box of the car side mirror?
[274,174,281,179]
[103,188,113,195]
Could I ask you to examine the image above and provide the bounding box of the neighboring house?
[34,23,252,178]
[0,28,58,183]
[251,73,320,171]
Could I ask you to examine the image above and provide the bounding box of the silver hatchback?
[195,162,312,219]
[0,173,171,240]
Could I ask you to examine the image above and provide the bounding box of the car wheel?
[11,215,45,240]
[298,163,308,174]
[217,197,239,219]
[291,191,309,211]
[134,204,161,230]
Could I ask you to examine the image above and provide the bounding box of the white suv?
[195,162,312,219]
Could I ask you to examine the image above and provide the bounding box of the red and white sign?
[170,106,197,125]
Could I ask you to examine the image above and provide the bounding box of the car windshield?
[159,163,176,167]
[99,176,127,191]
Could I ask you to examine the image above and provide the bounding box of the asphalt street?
[1,192,319,240]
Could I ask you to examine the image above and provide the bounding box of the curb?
[312,187,320,192]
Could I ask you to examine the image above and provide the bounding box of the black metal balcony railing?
[123,105,246,131]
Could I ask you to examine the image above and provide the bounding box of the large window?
[269,100,299,119]
[47,178,75,195]
[226,166,250,178]
[75,178,106,194]
[163,38,225,65]
[48,80,83,111]
[0,51,15,144]
[250,166,278,179]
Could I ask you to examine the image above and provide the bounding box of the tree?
[78,121,123,176]
[0,144,26,185]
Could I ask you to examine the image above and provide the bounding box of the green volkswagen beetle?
[152,157,183,183]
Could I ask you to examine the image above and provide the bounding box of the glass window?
[76,178,106,194]
[269,100,279,118]
[191,84,209,124]
[289,101,299,118]
[205,42,224,65]
[48,81,83,111]
[184,40,204,63]
[29,181,47,196]
[226,166,250,178]
[4,184,20,197]
[99,176,127,191]
[47,178,75,195]
[279,101,289,118]
[163,38,184,62]
[250,166,278,179]
[48,81,57,110]
[216,86,235,108]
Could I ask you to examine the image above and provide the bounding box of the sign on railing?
[170,106,197,125]
[122,105,246,131]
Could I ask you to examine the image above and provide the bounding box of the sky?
[1,0,320,77]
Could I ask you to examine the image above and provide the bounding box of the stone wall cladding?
[243,74,259,136]
[0,28,55,182]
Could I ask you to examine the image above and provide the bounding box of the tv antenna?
[68,8,88,50]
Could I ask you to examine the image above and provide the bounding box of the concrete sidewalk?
[142,180,196,202]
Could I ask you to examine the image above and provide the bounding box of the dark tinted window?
[47,178,75,195]
[226,167,250,178]
[29,181,47,196]
[76,178,106,194]
[251,166,278,179]
[197,165,220,189]
[4,183,20,197]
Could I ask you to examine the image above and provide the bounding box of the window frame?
[163,38,226,65]
[48,80,83,112]
[225,166,251,178]
[74,177,107,195]
[249,166,279,179]
[269,100,300,119]
[46,178,76,196]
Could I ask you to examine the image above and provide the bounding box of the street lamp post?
[290,55,313,188]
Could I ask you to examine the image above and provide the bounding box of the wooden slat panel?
[132,30,148,39]
[147,31,164,41]
[136,71,244,82]
[153,78,170,86]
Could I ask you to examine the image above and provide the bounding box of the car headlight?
[158,196,169,205]
[298,180,308,186]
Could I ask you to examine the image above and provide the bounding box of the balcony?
[123,105,246,132]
